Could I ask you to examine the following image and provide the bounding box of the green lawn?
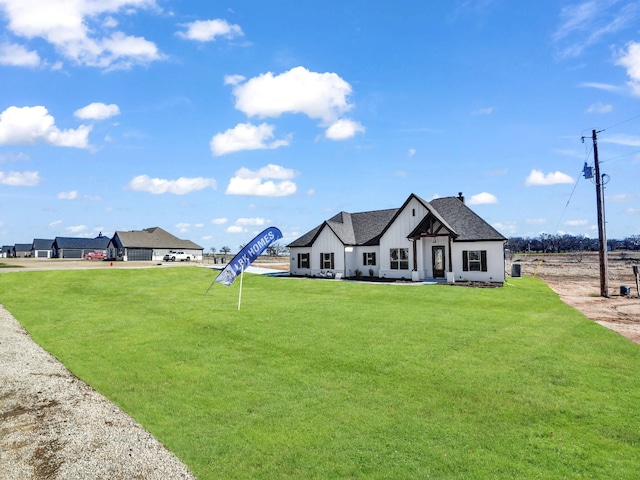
[1,268,639,479]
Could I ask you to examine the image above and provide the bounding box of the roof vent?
[457,192,465,203]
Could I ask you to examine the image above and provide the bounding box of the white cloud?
[579,82,625,93]
[0,0,163,70]
[492,221,517,235]
[0,170,41,186]
[554,1,639,58]
[175,222,190,234]
[586,102,612,113]
[617,41,640,95]
[627,207,640,214]
[601,133,640,147]
[230,66,355,124]
[66,225,87,234]
[74,102,120,120]
[606,193,635,202]
[325,118,365,140]
[177,19,243,42]
[57,190,78,200]
[526,218,548,225]
[408,148,416,157]
[467,192,498,205]
[127,175,216,195]
[525,169,575,186]
[211,217,228,225]
[226,225,245,234]
[0,106,91,148]
[471,107,494,115]
[210,122,290,156]
[235,217,267,226]
[565,219,589,226]
[0,42,40,67]
[226,164,297,197]
[49,220,63,227]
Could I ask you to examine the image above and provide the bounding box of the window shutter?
[320,253,323,268]
[297,255,301,269]
[363,252,366,265]
[481,251,487,272]
[372,252,376,266]
[462,251,469,271]
[330,252,335,269]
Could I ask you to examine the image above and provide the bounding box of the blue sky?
[1,0,639,251]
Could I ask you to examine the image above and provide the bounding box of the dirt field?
[509,252,640,344]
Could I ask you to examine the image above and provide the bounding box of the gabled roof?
[288,208,398,247]
[429,197,506,241]
[54,235,110,250]
[32,239,54,250]
[14,243,33,252]
[288,193,505,248]
[1,245,13,253]
[112,226,203,250]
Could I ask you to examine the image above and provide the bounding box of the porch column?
[448,235,453,272]
[411,238,417,271]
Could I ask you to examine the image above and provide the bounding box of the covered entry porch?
[408,213,457,282]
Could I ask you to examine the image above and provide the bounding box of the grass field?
[1,267,639,479]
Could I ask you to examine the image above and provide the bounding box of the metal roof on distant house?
[14,244,32,252]
[111,227,203,250]
[2,245,14,254]
[54,234,110,250]
[288,194,505,248]
[32,239,54,250]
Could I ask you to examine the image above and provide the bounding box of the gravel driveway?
[0,305,196,480]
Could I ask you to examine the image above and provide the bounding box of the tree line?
[507,234,640,253]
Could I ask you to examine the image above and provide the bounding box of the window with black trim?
[390,248,409,270]
[462,250,487,272]
[298,253,310,269]
[320,252,334,269]
[363,252,376,266]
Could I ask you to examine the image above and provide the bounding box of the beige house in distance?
[107,226,203,262]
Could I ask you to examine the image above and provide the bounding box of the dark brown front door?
[432,246,445,278]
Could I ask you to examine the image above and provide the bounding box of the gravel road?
[0,305,196,480]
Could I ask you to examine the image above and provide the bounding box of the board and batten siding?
[290,225,345,276]
[378,198,428,278]
[451,240,505,283]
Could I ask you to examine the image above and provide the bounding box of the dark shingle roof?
[54,235,110,249]
[429,197,506,241]
[32,239,54,250]
[113,227,202,250]
[14,243,33,252]
[287,194,505,247]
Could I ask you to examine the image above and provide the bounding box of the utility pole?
[591,129,609,298]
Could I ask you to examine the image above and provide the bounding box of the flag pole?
[237,263,244,311]
[205,269,223,295]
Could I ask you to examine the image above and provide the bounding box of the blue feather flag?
[214,226,283,287]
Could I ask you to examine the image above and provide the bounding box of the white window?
[390,248,409,270]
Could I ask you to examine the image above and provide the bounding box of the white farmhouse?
[288,193,507,284]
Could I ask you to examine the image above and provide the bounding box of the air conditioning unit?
[511,263,522,278]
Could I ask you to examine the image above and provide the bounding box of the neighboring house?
[32,239,54,259]
[14,244,33,258]
[53,233,110,259]
[107,226,204,262]
[1,245,13,258]
[288,193,507,284]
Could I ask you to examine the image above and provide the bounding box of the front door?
[432,246,445,278]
